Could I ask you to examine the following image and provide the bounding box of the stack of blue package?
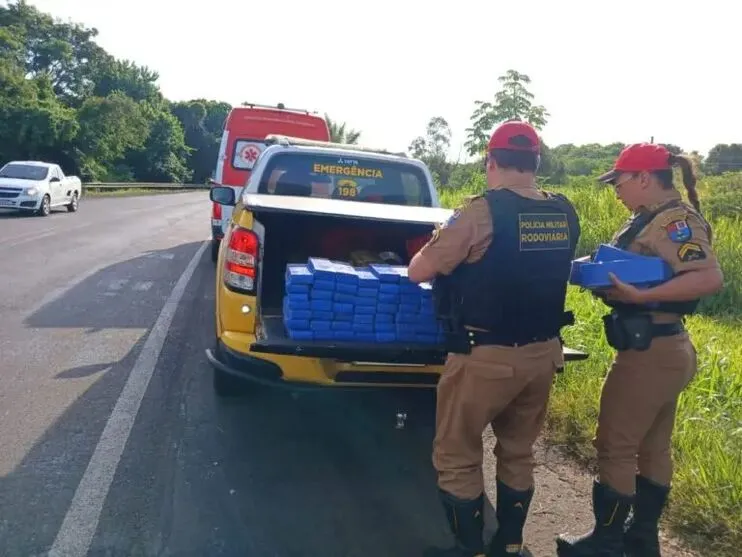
[368,263,444,344]
[282,258,445,345]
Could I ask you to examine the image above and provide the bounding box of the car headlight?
[25,187,38,196]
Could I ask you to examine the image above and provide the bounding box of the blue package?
[313,330,334,341]
[355,296,376,307]
[310,299,333,311]
[400,282,421,294]
[353,314,374,324]
[355,332,377,343]
[285,298,310,310]
[333,292,356,303]
[356,267,381,288]
[313,279,335,291]
[333,302,354,313]
[308,258,359,284]
[285,264,314,285]
[355,305,376,315]
[375,313,394,323]
[331,321,352,331]
[569,244,673,289]
[377,302,397,314]
[285,318,309,330]
[368,263,399,282]
[378,293,400,304]
[336,282,357,295]
[334,312,353,321]
[286,283,310,295]
[311,310,333,320]
[310,320,332,331]
[376,332,397,343]
[379,283,401,294]
[287,292,309,303]
[400,294,421,305]
[399,303,419,314]
[284,307,311,321]
[310,289,333,300]
[352,322,374,333]
[357,287,378,298]
[375,321,395,332]
[333,330,355,341]
[287,329,314,340]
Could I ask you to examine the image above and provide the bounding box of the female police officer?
[556,143,724,557]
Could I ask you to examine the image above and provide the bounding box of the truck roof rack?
[264,134,408,158]
[239,102,317,115]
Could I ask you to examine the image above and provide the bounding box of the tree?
[464,70,549,157]
[325,114,361,144]
[408,116,453,186]
[703,144,742,175]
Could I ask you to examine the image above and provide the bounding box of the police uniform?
[416,122,581,557]
[556,146,721,557]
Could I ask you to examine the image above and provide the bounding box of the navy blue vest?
[447,188,580,343]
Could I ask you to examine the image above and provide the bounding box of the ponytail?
[668,154,701,213]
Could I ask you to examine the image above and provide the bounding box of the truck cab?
[0,161,81,216]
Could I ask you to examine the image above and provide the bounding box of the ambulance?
[209,103,331,261]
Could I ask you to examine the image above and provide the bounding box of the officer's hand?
[602,272,647,304]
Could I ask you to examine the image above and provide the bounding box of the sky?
[16,0,742,161]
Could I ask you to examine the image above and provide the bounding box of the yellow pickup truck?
[205,135,587,395]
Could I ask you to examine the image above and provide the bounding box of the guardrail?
[83,182,211,191]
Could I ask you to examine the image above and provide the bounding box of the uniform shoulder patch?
[664,218,692,243]
[677,242,706,262]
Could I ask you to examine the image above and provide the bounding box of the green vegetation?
[3,1,740,555]
[0,1,359,183]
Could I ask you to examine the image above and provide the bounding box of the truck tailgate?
[250,316,589,365]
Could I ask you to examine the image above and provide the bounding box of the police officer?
[407,120,581,557]
[555,143,724,557]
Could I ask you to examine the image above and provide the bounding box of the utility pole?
[650,136,654,144]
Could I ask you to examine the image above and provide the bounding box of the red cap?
[598,143,672,183]
[487,120,540,153]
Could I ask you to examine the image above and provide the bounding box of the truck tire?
[210,239,220,263]
[67,192,79,212]
[37,195,51,217]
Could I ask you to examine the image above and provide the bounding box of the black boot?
[423,489,486,557]
[624,475,670,557]
[486,479,534,556]
[555,480,634,557]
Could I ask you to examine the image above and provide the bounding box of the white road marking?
[47,239,208,557]
[132,281,153,292]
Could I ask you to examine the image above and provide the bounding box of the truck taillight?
[212,202,222,219]
[224,227,259,294]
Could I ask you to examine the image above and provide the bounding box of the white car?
[0,161,81,216]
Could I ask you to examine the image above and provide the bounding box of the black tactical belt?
[463,329,556,348]
[648,321,685,337]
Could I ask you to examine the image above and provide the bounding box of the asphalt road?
[0,193,698,557]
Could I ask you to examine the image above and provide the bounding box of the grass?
[438,173,742,557]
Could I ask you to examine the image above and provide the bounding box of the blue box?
[285,264,314,285]
[569,244,673,289]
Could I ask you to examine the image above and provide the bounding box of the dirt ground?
[480,429,699,557]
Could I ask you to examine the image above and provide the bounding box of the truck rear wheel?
[210,239,220,263]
